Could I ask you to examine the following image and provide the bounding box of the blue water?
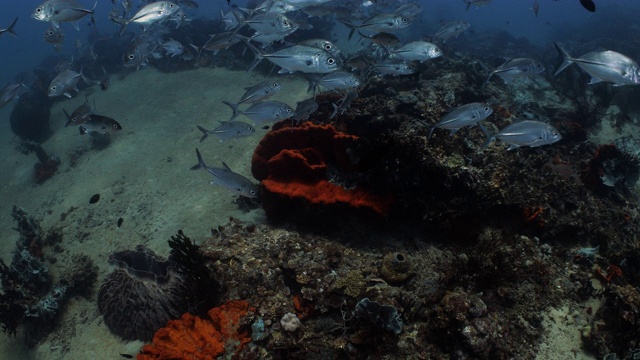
[2,0,640,87]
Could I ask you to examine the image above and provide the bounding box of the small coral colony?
[2,0,640,359]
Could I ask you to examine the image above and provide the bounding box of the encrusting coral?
[137,300,252,360]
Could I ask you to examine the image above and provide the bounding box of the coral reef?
[193,218,563,358]
[137,300,252,360]
[251,121,394,224]
[97,231,219,341]
[588,285,640,358]
[0,207,96,346]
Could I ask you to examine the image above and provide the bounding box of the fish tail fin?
[113,17,129,36]
[356,31,367,44]
[6,16,18,37]
[63,108,72,127]
[189,43,202,62]
[478,123,495,151]
[196,125,210,143]
[330,103,339,119]
[427,125,436,141]
[481,72,493,88]
[238,35,263,72]
[222,101,241,122]
[553,42,574,76]
[341,21,356,41]
[191,148,206,171]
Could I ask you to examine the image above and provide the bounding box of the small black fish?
[580,0,595,12]
[89,194,100,204]
[117,217,124,228]
[119,354,133,359]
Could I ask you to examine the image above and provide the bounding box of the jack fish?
[191,148,258,198]
[553,42,640,86]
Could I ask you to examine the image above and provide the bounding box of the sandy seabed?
[0,66,602,359]
[0,66,308,359]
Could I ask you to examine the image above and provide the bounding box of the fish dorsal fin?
[221,161,232,171]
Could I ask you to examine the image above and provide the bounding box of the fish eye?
[112,124,119,129]
[324,44,332,51]
[283,20,289,26]
[402,18,409,23]
[36,8,42,13]
[51,86,56,90]
[128,54,135,60]
[48,31,54,35]
[327,57,335,64]
[484,107,490,111]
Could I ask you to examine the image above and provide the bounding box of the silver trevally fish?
[297,38,342,59]
[482,58,545,87]
[330,90,357,119]
[114,1,180,35]
[223,100,294,123]
[48,68,84,98]
[0,81,28,109]
[373,61,416,76]
[238,80,281,104]
[307,71,361,96]
[32,0,96,29]
[196,122,255,142]
[465,0,493,11]
[426,103,493,139]
[553,42,640,86]
[244,41,341,74]
[394,3,423,19]
[481,120,561,151]
[191,148,259,198]
[345,13,412,40]
[393,41,442,62]
[79,114,122,135]
[162,38,183,57]
[242,12,296,35]
[433,20,470,43]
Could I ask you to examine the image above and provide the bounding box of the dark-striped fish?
[79,114,122,135]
